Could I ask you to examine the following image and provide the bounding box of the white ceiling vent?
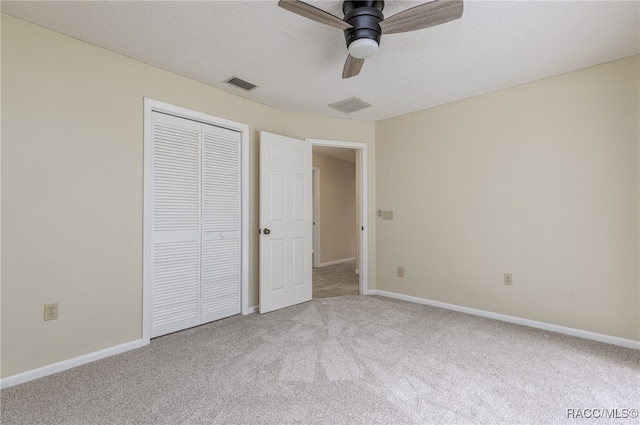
[328,97,372,114]
[224,76,258,91]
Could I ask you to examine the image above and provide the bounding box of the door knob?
[263,228,271,235]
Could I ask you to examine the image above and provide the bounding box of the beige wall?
[312,152,357,264]
[376,56,640,341]
[0,14,376,378]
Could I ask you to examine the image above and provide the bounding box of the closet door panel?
[202,238,240,321]
[201,124,241,323]
[151,113,201,337]
[152,239,200,336]
[202,125,241,234]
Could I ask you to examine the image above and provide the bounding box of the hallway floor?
[312,261,359,299]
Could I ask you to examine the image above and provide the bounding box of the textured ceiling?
[2,1,639,121]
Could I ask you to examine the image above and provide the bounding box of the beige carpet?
[313,261,359,299]
[1,295,638,424]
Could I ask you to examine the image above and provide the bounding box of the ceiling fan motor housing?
[342,1,384,49]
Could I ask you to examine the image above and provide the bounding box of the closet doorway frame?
[142,98,250,344]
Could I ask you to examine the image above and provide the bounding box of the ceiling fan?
[278,0,464,79]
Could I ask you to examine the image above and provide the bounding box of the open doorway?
[309,140,367,298]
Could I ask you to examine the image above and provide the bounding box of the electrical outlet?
[44,303,58,321]
[397,266,405,278]
[504,273,513,286]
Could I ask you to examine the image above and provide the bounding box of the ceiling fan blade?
[379,0,463,35]
[342,54,365,79]
[278,0,352,30]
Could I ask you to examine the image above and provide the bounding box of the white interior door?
[259,131,312,314]
[150,112,202,337]
[149,112,242,338]
[201,123,241,324]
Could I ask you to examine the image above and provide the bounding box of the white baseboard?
[0,339,147,390]
[317,257,356,268]
[246,305,259,314]
[369,290,640,350]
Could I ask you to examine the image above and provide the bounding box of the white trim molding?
[370,290,640,350]
[312,167,321,268]
[317,257,357,268]
[0,339,146,390]
[306,138,369,296]
[143,98,251,345]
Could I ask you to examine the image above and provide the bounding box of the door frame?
[307,138,369,295]
[143,98,250,344]
[312,167,321,268]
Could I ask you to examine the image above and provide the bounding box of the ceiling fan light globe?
[348,38,378,59]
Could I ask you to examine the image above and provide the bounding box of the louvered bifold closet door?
[201,123,242,323]
[151,112,202,338]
